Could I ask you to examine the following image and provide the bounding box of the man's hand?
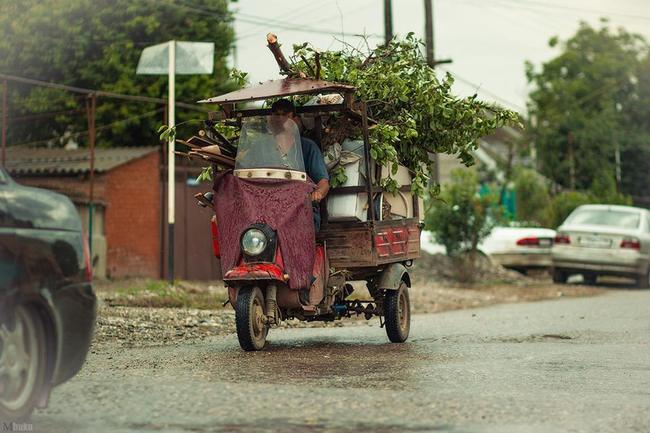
[310,179,330,202]
[310,189,326,202]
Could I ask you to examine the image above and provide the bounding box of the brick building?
[7,146,161,278]
[6,146,221,281]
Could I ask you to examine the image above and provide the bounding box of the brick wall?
[14,174,107,203]
[105,151,161,278]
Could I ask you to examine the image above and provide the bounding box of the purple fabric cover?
[213,172,315,290]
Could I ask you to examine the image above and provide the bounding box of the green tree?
[513,168,551,226]
[291,35,520,196]
[525,21,650,197]
[426,169,500,256]
[0,0,237,148]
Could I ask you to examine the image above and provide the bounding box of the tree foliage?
[425,169,501,256]
[0,0,237,148]
[290,34,520,196]
[525,21,650,197]
[513,168,551,226]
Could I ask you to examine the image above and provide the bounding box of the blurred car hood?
[2,179,81,232]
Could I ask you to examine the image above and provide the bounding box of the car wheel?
[583,274,597,285]
[552,269,568,284]
[0,304,49,421]
[634,270,650,289]
[384,282,411,343]
[235,286,268,351]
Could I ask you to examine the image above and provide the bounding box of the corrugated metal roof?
[198,78,355,104]
[6,146,159,175]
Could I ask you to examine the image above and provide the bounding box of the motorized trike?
[184,78,422,351]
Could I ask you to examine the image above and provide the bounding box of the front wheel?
[235,287,268,351]
[0,304,49,421]
[384,282,410,343]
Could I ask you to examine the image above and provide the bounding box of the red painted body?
[375,226,409,258]
[210,216,220,258]
[223,243,287,283]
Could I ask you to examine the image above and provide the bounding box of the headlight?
[241,228,268,256]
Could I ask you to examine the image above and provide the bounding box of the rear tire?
[235,287,268,351]
[0,304,49,421]
[635,270,650,289]
[384,282,410,343]
[583,274,597,285]
[552,269,568,284]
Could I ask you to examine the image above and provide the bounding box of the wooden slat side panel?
[319,224,374,268]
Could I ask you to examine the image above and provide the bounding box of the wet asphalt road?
[34,290,650,433]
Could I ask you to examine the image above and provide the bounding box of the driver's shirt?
[300,137,328,232]
[300,137,329,184]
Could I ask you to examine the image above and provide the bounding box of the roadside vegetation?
[97,279,228,310]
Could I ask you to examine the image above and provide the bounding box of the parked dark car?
[0,168,96,420]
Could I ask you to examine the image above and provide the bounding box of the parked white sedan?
[420,227,556,273]
[551,204,650,287]
[480,226,556,273]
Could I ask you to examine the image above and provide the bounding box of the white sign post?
[137,41,214,284]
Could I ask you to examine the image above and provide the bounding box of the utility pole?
[568,131,576,190]
[424,0,435,67]
[1,80,7,168]
[384,0,393,44]
[423,0,452,185]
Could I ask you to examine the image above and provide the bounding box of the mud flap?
[376,263,411,290]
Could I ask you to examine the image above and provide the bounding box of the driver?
[270,99,330,230]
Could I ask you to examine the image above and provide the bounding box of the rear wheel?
[0,304,49,421]
[583,274,598,285]
[384,282,410,343]
[552,269,568,284]
[635,270,650,289]
[235,287,268,351]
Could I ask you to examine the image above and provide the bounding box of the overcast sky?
[231,0,650,113]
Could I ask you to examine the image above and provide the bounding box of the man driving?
[270,99,330,230]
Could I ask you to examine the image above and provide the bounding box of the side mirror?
[194,191,214,208]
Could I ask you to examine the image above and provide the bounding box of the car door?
[0,168,18,293]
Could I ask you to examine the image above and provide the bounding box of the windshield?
[235,116,305,172]
[566,208,641,229]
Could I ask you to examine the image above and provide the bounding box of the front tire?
[235,287,268,351]
[0,304,49,421]
[384,282,410,343]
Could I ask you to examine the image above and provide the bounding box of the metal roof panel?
[198,78,355,104]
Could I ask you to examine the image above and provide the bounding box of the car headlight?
[241,228,268,256]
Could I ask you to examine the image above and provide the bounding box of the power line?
[0,73,210,112]
[10,108,164,148]
[454,0,650,23]
[439,67,527,112]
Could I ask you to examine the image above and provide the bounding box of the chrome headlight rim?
[241,228,268,256]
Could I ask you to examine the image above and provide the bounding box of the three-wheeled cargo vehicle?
[184,77,422,351]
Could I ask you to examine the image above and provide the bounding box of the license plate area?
[578,235,612,248]
[538,239,552,247]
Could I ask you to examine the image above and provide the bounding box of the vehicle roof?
[574,204,647,213]
[198,78,356,104]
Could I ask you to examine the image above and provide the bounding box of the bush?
[544,191,592,228]
[513,168,551,225]
[426,169,500,257]
[545,176,633,228]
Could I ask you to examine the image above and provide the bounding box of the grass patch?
[107,279,228,310]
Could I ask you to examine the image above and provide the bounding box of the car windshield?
[235,115,305,172]
[566,208,641,229]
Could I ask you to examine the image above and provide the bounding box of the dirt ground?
[91,253,604,349]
